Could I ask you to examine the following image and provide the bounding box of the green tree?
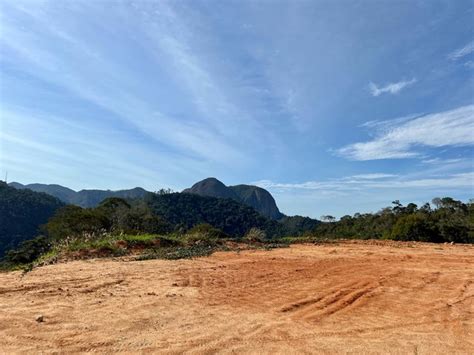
[390,213,440,242]
[44,205,110,240]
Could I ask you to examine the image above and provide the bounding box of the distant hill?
[0,181,65,256]
[10,178,283,219]
[183,178,284,220]
[9,182,148,208]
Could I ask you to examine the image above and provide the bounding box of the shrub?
[120,234,179,248]
[3,235,51,265]
[182,223,227,247]
[243,228,266,243]
[44,205,110,240]
[187,223,228,238]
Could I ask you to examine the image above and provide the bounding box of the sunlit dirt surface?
[1,240,473,353]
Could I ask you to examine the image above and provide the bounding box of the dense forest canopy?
[0,182,64,256]
[313,198,474,243]
[144,192,282,237]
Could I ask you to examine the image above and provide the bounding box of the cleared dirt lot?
[1,241,473,353]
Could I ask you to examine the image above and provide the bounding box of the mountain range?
[10,177,284,220]
[9,182,148,209]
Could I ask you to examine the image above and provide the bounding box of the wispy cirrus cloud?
[255,169,473,218]
[254,172,474,192]
[465,61,474,69]
[337,105,474,161]
[0,1,257,167]
[368,78,417,97]
[350,173,397,179]
[254,173,397,191]
[0,108,207,190]
[448,40,474,60]
[421,157,463,165]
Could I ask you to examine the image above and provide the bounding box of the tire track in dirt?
[1,241,473,353]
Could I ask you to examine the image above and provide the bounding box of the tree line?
[313,197,473,243]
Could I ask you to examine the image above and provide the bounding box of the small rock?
[36,315,44,323]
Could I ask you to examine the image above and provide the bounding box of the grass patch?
[276,236,327,244]
[2,232,337,271]
[120,234,179,248]
[136,245,217,261]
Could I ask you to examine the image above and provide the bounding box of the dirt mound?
[0,240,473,353]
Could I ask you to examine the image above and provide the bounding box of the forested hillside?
[0,182,65,256]
[9,182,148,208]
[144,192,282,237]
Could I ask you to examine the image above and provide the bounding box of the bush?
[243,228,266,243]
[187,223,228,238]
[3,235,51,265]
[182,224,227,247]
[44,205,110,240]
[120,234,179,248]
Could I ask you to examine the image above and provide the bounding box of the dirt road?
[1,241,473,353]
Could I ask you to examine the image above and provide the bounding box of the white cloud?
[337,105,474,160]
[0,108,204,190]
[464,60,474,69]
[254,172,474,192]
[421,158,463,165]
[0,1,250,165]
[369,78,417,97]
[448,40,474,60]
[360,113,421,130]
[370,172,474,189]
[254,173,395,191]
[349,173,397,179]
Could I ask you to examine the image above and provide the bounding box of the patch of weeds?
[67,237,115,252]
[242,228,266,243]
[21,263,34,275]
[182,234,219,248]
[120,234,179,248]
[245,242,290,251]
[136,245,217,261]
[277,236,330,245]
[34,249,60,266]
[0,261,33,273]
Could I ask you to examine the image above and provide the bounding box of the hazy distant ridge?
[9,182,148,208]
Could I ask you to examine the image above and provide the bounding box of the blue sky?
[0,0,473,218]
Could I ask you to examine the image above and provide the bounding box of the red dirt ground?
[1,240,473,353]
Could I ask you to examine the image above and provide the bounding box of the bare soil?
[1,240,473,353]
